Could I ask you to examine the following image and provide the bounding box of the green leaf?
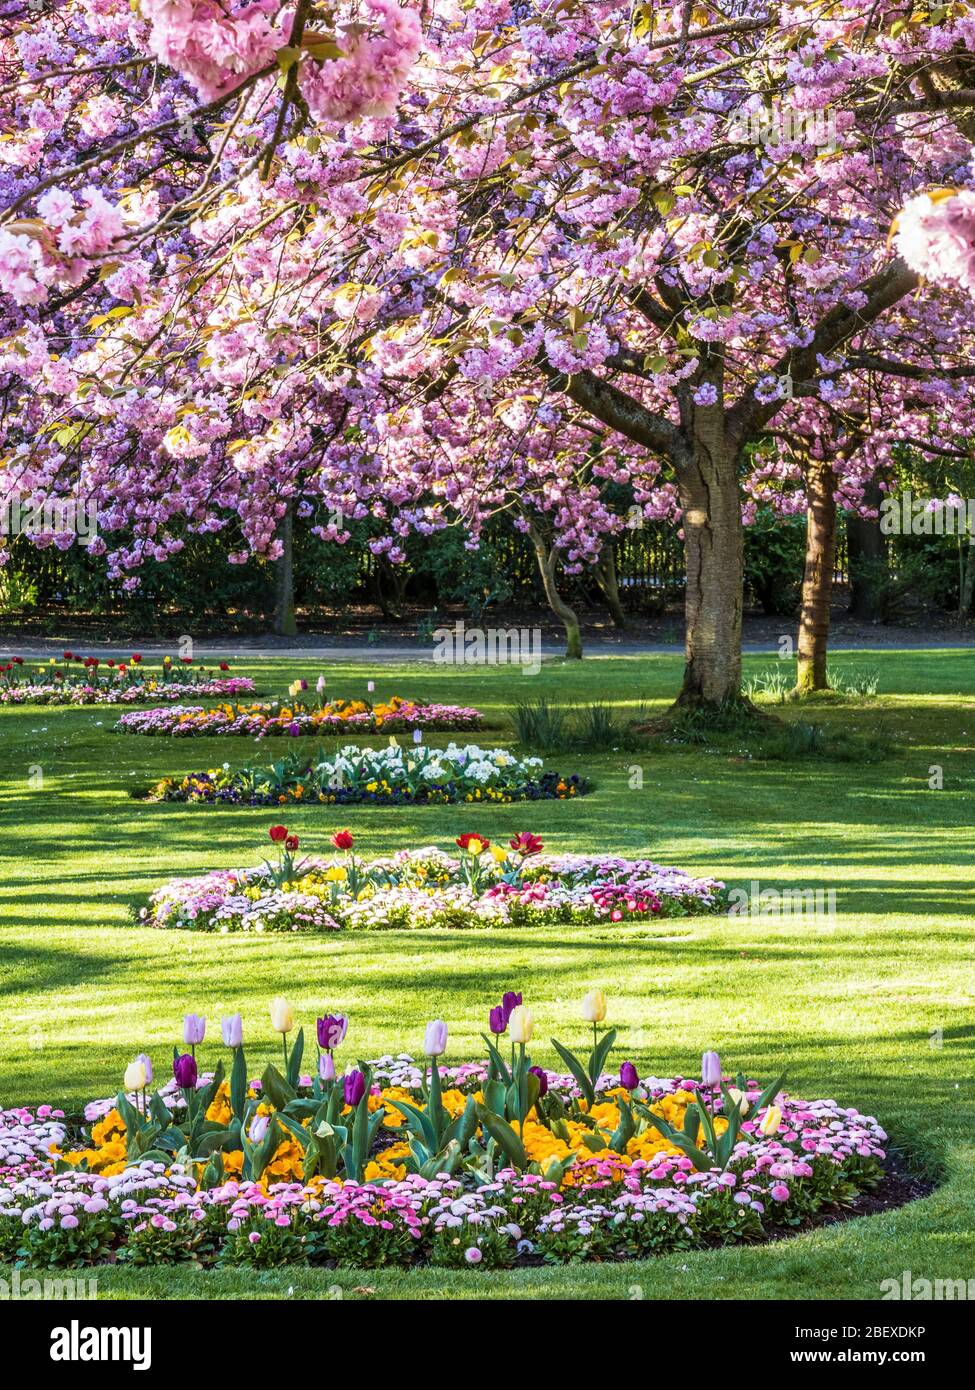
[260,1063,296,1112]
[385,1097,437,1151]
[276,1112,310,1153]
[230,1047,248,1122]
[588,1027,618,1087]
[480,1034,512,1086]
[286,1028,304,1090]
[610,1097,635,1154]
[475,1104,527,1170]
[443,1096,478,1151]
[550,1039,595,1108]
[753,1069,787,1116]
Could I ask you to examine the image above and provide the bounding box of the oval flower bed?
[0,995,889,1272]
[116,695,485,738]
[0,653,253,705]
[144,743,588,806]
[139,828,728,932]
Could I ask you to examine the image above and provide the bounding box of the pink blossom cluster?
[895,188,975,296]
[141,0,289,104]
[2,0,975,596]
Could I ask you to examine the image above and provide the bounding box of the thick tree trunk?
[794,460,837,694]
[528,522,583,659]
[847,481,886,621]
[675,430,745,707]
[595,542,626,629]
[272,503,298,638]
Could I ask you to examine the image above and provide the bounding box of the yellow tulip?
[508,1005,534,1044]
[269,996,294,1033]
[758,1104,782,1136]
[124,1059,147,1092]
[581,989,607,1023]
[727,1087,750,1117]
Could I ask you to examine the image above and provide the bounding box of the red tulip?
[285,834,299,852]
[331,829,354,851]
[219,662,229,671]
[456,832,490,852]
[268,825,288,843]
[131,653,142,662]
[509,831,544,856]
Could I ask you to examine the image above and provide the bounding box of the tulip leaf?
[230,1046,248,1121]
[610,1098,635,1154]
[276,1112,310,1152]
[260,1063,296,1112]
[660,1132,713,1171]
[683,1103,701,1145]
[579,1131,608,1154]
[588,1027,618,1087]
[753,1069,787,1115]
[286,1028,305,1090]
[386,1097,437,1150]
[550,1039,595,1108]
[200,1151,224,1190]
[194,1060,225,1119]
[443,1095,478,1150]
[194,1121,242,1156]
[475,1103,527,1170]
[481,1077,506,1118]
[480,1034,513,1086]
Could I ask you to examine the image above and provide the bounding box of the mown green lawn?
[1,649,973,1299]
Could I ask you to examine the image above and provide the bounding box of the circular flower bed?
[0,997,889,1272]
[139,828,728,932]
[144,743,589,806]
[115,695,485,738]
[0,653,253,705]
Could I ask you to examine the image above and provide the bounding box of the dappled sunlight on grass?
[1,649,973,1297]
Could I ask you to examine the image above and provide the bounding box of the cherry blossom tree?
[4,2,975,705]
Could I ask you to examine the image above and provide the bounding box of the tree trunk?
[595,542,626,629]
[794,460,836,694]
[847,481,886,621]
[273,503,298,637]
[528,521,583,659]
[675,430,745,707]
[959,534,975,621]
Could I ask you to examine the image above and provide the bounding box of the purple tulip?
[221,1013,243,1048]
[183,1013,206,1046]
[135,1052,153,1086]
[620,1061,639,1090]
[528,1065,548,1097]
[489,1005,507,1035]
[249,1115,269,1143]
[320,1051,336,1083]
[173,1053,198,1089]
[501,991,522,1024]
[343,1069,366,1107]
[701,1051,722,1089]
[317,1014,348,1051]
